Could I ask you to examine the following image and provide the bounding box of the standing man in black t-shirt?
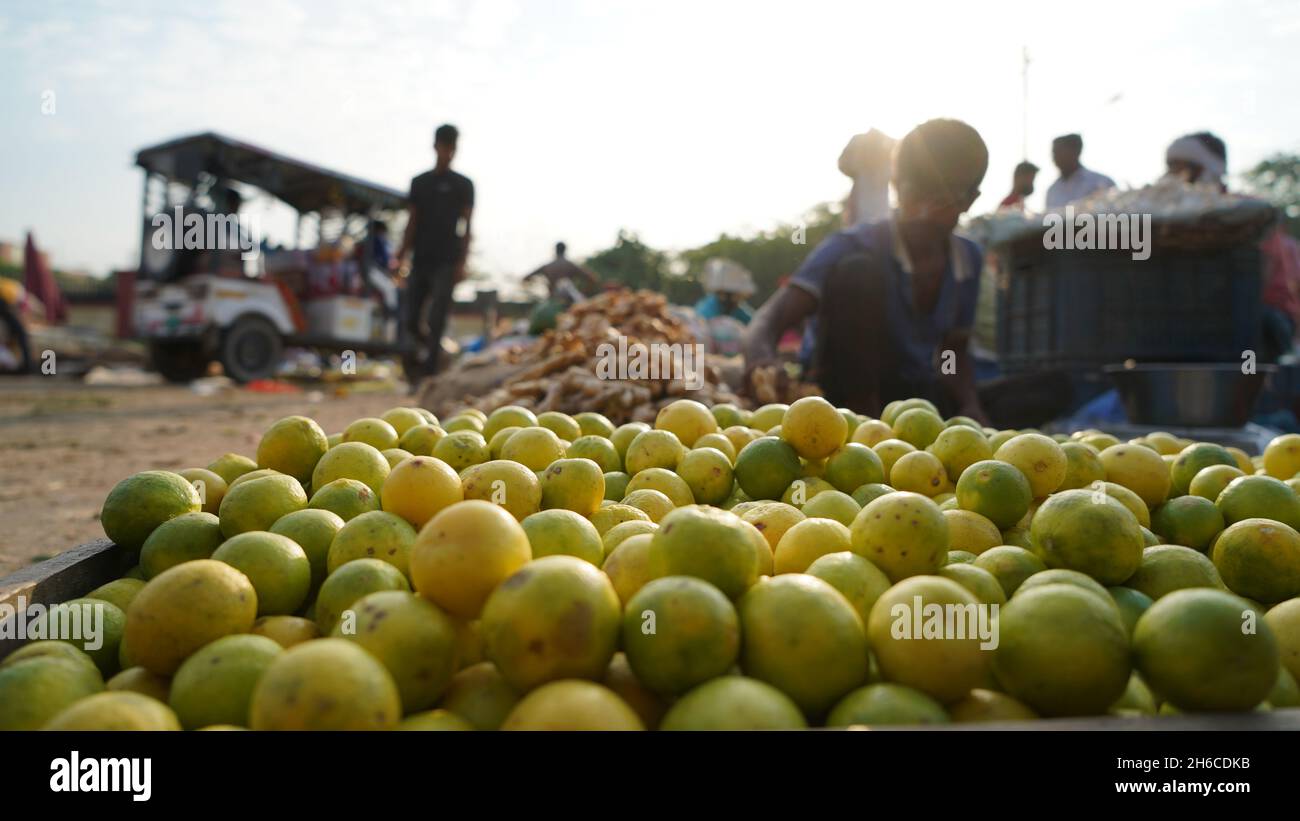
[392,123,474,380]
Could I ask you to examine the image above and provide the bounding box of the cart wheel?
[150,340,210,383]
[220,315,282,383]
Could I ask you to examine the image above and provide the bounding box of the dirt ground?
[0,376,414,576]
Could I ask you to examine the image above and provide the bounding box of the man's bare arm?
[742,285,816,377]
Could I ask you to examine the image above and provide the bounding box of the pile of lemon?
[3,396,1300,730]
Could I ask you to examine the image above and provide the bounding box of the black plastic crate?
[996,241,1262,373]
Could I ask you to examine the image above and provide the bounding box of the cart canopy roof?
[135,132,407,214]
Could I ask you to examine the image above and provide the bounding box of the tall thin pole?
[1021,46,1030,159]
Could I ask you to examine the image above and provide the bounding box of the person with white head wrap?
[1165,132,1228,189]
[694,258,756,323]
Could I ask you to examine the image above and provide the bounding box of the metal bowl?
[1104,362,1275,428]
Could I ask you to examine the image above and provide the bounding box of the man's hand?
[744,361,791,405]
[740,286,816,402]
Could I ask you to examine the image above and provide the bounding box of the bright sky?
[3,0,1299,283]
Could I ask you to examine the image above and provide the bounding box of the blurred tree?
[678,201,842,305]
[580,202,844,309]
[584,229,671,293]
[1243,154,1300,238]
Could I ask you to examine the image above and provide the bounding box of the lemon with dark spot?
[334,590,458,713]
[889,451,947,497]
[995,433,1067,499]
[1211,517,1300,603]
[326,510,417,578]
[647,506,762,599]
[675,448,734,506]
[955,460,1032,530]
[1099,443,1171,508]
[1029,489,1144,585]
[169,634,282,729]
[124,560,258,675]
[314,557,410,634]
[250,638,401,730]
[460,459,542,521]
[540,457,606,517]
[622,576,739,696]
[849,491,949,582]
[481,555,621,692]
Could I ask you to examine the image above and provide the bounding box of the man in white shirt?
[1045,133,1116,209]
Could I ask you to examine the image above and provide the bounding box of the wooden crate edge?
[0,539,128,660]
